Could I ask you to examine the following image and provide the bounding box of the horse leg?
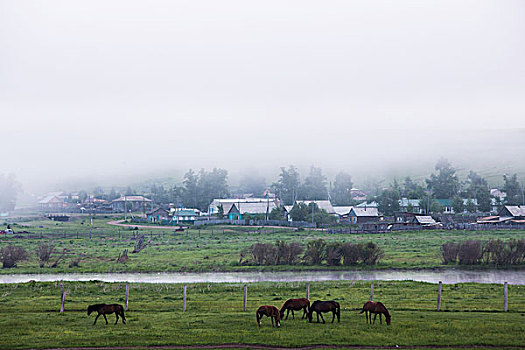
[121,310,126,324]
[373,313,377,324]
[302,307,307,319]
[115,313,119,325]
[286,309,290,320]
[292,310,295,319]
[103,314,108,325]
[331,311,335,323]
[319,312,325,324]
[271,315,274,327]
[379,314,382,324]
[93,314,100,325]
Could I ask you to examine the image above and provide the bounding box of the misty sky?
[1,0,524,192]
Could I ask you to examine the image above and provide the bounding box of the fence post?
[504,282,508,312]
[125,284,129,311]
[243,285,247,311]
[370,282,374,301]
[60,290,66,313]
[118,229,121,239]
[183,285,187,312]
[437,281,442,311]
[306,283,310,300]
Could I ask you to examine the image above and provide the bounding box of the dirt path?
[27,344,525,350]
[106,220,182,230]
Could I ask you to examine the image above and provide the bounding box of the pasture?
[0,281,524,349]
[1,217,525,273]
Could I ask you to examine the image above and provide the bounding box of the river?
[0,269,524,285]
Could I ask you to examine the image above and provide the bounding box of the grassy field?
[1,216,525,273]
[0,280,524,349]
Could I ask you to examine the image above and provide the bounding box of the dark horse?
[87,304,126,325]
[359,301,391,325]
[279,298,310,320]
[307,300,340,324]
[256,305,281,327]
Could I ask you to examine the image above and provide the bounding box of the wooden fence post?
[183,285,187,312]
[118,229,121,239]
[306,283,310,300]
[437,281,442,311]
[243,285,247,311]
[504,282,508,312]
[125,284,129,311]
[60,290,66,313]
[370,282,374,301]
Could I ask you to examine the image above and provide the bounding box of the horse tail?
[256,309,262,325]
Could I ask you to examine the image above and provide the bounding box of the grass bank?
[1,217,525,273]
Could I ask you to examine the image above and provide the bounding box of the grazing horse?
[307,300,340,324]
[256,305,281,327]
[359,301,391,325]
[279,298,310,320]
[87,304,126,325]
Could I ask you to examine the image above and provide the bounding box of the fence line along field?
[0,281,524,349]
[1,218,525,273]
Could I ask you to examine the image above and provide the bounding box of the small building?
[355,201,378,208]
[39,195,66,211]
[498,205,525,219]
[333,206,353,221]
[208,198,280,215]
[348,207,379,224]
[226,201,278,220]
[172,209,199,224]
[111,196,152,212]
[398,198,422,213]
[436,199,453,214]
[147,208,170,223]
[413,215,438,227]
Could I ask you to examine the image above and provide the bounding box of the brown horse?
[256,305,281,327]
[280,298,310,320]
[359,301,391,325]
[87,304,126,325]
[307,300,340,324]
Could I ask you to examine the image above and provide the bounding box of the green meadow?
[0,281,524,349]
[1,216,524,273]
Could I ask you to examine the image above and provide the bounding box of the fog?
[1,0,524,194]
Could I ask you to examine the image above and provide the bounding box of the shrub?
[326,242,342,266]
[303,239,327,265]
[36,243,55,268]
[341,243,362,265]
[361,242,383,265]
[0,245,28,268]
[458,240,483,265]
[441,242,458,265]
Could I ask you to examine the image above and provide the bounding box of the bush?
[303,239,327,265]
[36,243,55,268]
[325,242,342,266]
[484,239,525,265]
[361,242,383,265]
[275,240,303,265]
[341,243,361,265]
[0,245,28,268]
[441,242,458,265]
[458,240,483,265]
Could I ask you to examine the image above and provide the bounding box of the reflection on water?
[0,270,524,285]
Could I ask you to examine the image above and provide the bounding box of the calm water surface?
[1,270,524,284]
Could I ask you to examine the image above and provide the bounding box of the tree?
[239,173,266,196]
[452,196,464,214]
[425,158,460,199]
[503,174,523,205]
[466,171,491,212]
[289,202,309,222]
[419,193,442,214]
[182,169,199,209]
[272,165,300,205]
[0,174,19,212]
[0,245,28,268]
[300,166,327,200]
[217,204,224,218]
[377,188,400,216]
[465,198,476,213]
[402,176,425,199]
[268,207,285,220]
[331,172,353,205]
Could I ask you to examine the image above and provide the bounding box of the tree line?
[441,239,525,265]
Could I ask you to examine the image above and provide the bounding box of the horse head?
[385,314,391,325]
[87,305,94,315]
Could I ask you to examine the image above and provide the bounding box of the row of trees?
[240,239,383,266]
[441,239,525,265]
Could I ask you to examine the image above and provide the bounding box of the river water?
[0,269,524,285]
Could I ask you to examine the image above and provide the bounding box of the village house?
[348,207,379,224]
[225,201,278,220]
[146,208,170,223]
[208,198,279,216]
[111,195,152,212]
[295,200,336,215]
[333,206,353,221]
